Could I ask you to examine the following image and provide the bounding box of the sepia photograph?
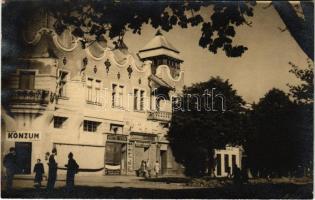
[1,0,313,199]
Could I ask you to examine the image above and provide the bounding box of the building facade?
[1,12,242,177]
[214,146,243,177]
[1,13,184,176]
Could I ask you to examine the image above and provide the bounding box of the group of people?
[137,160,160,178]
[226,163,248,185]
[3,147,79,192]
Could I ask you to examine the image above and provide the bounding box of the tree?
[287,60,313,174]
[247,89,298,177]
[167,77,245,177]
[288,59,314,104]
[2,1,313,60]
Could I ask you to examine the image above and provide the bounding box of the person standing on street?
[47,152,58,191]
[3,147,17,191]
[154,161,160,178]
[33,159,45,188]
[65,152,79,192]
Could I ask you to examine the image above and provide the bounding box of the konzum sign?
[6,131,41,141]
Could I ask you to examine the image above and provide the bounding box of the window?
[86,78,102,105]
[140,90,144,110]
[87,78,93,101]
[156,98,161,111]
[58,71,68,97]
[53,116,67,128]
[224,154,229,173]
[133,89,138,110]
[134,89,145,111]
[110,124,123,134]
[112,84,117,107]
[19,71,35,90]
[118,85,124,107]
[112,84,124,108]
[83,120,100,132]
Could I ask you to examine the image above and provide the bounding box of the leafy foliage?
[168,77,245,177]
[2,1,255,57]
[287,60,314,173]
[288,60,314,104]
[246,88,313,177]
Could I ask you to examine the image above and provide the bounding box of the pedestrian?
[143,161,149,178]
[232,163,242,185]
[146,160,152,178]
[65,152,79,192]
[227,166,232,179]
[140,160,145,177]
[154,161,160,178]
[33,159,45,188]
[3,147,17,191]
[47,152,58,191]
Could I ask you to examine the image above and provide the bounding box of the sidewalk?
[6,174,193,190]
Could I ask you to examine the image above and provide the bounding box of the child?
[33,159,44,188]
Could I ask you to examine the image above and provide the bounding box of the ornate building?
[1,12,185,175]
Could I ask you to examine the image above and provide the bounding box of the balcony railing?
[9,89,50,105]
[148,111,172,121]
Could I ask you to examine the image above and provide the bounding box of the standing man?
[47,151,58,191]
[33,159,45,188]
[154,161,160,178]
[65,152,79,192]
[3,147,17,191]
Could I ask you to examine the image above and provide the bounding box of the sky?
[124,3,310,103]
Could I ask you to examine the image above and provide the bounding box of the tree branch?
[273,1,314,60]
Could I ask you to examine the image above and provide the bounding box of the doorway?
[105,142,127,175]
[15,142,32,174]
[160,150,167,175]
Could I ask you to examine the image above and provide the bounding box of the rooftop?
[139,30,180,53]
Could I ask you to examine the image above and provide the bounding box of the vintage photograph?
[1,0,313,199]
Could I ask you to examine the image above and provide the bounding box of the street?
[1,175,313,198]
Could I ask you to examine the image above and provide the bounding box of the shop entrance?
[105,142,127,175]
[15,142,32,174]
[160,150,167,175]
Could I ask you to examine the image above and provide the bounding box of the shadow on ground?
[1,183,313,199]
[139,177,190,184]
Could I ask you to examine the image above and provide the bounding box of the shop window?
[58,70,69,97]
[19,71,35,90]
[83,120,101,132]
[53,116,67,128]
[224,154,229,173]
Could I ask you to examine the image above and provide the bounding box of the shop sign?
[135,141,150,148]
[160,144,168,151]
[107,134,127,142]
[130,133,156,142]
[6,131,41,141]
